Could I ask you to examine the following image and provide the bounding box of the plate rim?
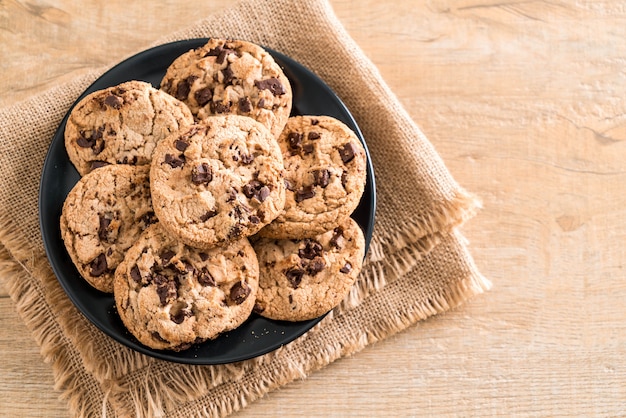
[38,38,376,364]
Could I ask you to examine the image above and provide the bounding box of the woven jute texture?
[0,0,490,416]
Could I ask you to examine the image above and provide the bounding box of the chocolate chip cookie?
[150,115,286,250]
[258,116,367,239]
[160,38,292,138]
[252,217,365,322]
[65,80,194,175]
[60,165,156,293]
[114,223,259,351]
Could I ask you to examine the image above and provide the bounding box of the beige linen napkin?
[0,0,490,416]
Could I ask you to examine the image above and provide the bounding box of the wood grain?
[2,0,626,416]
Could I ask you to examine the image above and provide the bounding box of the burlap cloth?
[0,0,490,416]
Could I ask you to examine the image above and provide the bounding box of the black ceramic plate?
[39,38,376,364]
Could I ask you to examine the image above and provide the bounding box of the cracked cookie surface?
[258,115,367,239]
[150,115,286,250]
[60,165,156,293]
[160,38,292,138]
[252,217,365,322]
[65,80,194,176]
[114,223,259,351]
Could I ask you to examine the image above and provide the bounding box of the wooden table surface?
[2,0,626,416]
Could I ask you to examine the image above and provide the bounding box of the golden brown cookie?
[64,80,194,175]
[114,223,259,351]
[60,165,156,293]
[252,217,365,321]
[160,38,292,138]
[258,115,367,239]
[150,115,286,250]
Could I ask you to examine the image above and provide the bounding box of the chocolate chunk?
[339,142,357,163]
[205,45,222,57]
[229,281,250,304]
[229,224,244,238]
[76,135,94,148]
[175,81,190,101]
[194,87,213,106]
[174,139,189,151]
[140,211,157,227]
[90,161,109,171]
[77,127,104,151]
[175,76,198,101]
[257,98,265,108]
[299,239,323,259]
[243,180,270,202]
[199,210,217,222]
[311,119,319,125]
[92,139,105,155]
[170,301,189,324]
[119,155,137,164]
[340,262,352,274]
[191,163,213,185]
[295,185,315,202]
[305,257,325,276]
[254,77,286,96]
[98,215,112,241]
[308,132,320,140]
[242,180,260,198]
[210,101,231,114]
[284,178,295,191]
[249,215,260,224]
[313,169,330,188]
[205,45,235,64]
[238,96,252,113]
[160,249,176,265]
[302,143,314,154]
[341,171,348,188]
[257,186,270,202]
[287,132,302,151]
[152,274,167,286]
[164,153,185,168]
[89,253,107,277]
[253,302,265,314]
[154,275,177,306]
[104,94,123,109]
[130,265,142,283]
[197,267,216,286]
[240,153,254,164]
[285,267,304,289]
[217,48,233,64]
[199,252,209,261]
[222,66,234,85]
[329,227,345,249]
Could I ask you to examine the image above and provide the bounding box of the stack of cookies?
[60,38,368,351]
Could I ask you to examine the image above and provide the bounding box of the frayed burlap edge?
[0,243,115,417]
[367,189,481,263]
[102,231,490,418]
